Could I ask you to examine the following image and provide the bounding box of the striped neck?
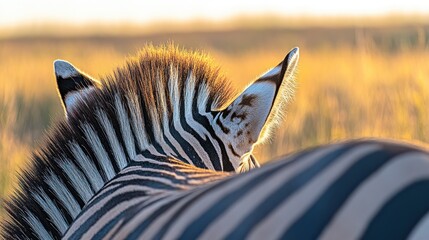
[2,47,238,239]
[2,90,233,238]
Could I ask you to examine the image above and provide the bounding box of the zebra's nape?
[1,45,299,239]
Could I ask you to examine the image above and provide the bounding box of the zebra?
[1,44,298,239]
[64,139,429,240]
[3,45,429,240]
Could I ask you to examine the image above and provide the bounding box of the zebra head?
[53,46,299,172]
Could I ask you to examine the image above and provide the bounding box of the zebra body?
[67,139,429,239]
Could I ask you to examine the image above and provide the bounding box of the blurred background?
[1,1,429,217]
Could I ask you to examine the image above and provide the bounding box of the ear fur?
[236,154,260,173]
[257,47,299,142]
[214,47,299,162]
[54,60,101,117]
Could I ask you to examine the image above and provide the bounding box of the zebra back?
[64,139,429,239]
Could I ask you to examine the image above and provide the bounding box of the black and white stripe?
[62,139,429,239]
[1,45,299,239]
[2,45,429,239]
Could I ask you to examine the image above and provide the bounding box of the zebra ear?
[216,47,299,159]
[54,60,101,117]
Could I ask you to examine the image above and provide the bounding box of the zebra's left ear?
[54,60,101,118]
[215,47,299,160]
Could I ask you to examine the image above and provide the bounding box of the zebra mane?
[1,45,235,238]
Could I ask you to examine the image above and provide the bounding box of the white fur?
[81,123,116,180]
[258,47,299,144]
[161,88,190,163]
[166,66,193,164]
[124,93,162,157]
[64,87,96,115]
[287,47,299,66]
[126,94,150,150]
[114,94,136,159]
[149,73,163,144]
[25,211,54,240]
[54,60,79,78]
[184,73,206,140]
[60,158,94,203]
[45,170,81,218]
[184,72,214,169]
[32,189,68,234]
[155,72,179,157]
[197,82,224,169]
[219,81,277,161]
[96,109,127,170]
[69,141,104,192]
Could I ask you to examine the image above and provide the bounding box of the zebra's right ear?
[213,48,299,168]
[54,60,101,117]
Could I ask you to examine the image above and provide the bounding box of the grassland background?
[1,17,429,218]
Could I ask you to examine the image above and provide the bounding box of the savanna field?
[1,18,429,219]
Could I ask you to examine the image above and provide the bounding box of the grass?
[0,20,428,219]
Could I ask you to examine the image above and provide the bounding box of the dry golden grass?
[0,21,428,219]
[215,47,429,158]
